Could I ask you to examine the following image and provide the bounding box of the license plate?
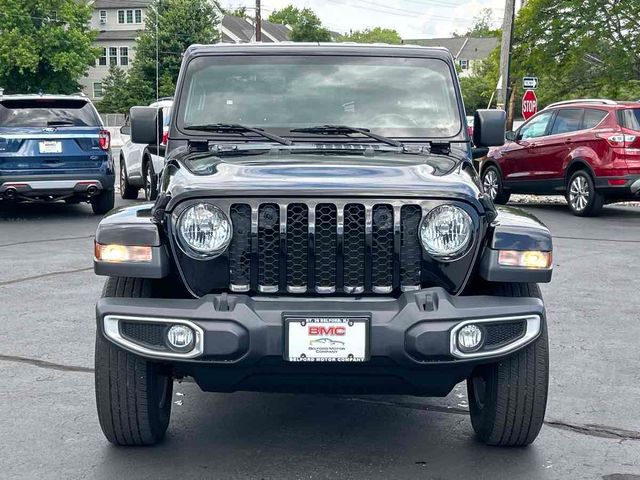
[285,316,369,362]
[39,141,62,154]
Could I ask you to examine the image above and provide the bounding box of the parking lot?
[1,153,639,479]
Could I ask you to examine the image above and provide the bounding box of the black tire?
[91,189,115,215]
[467,283,549,447]
[143,157,158,201]
[95,277,173,446]
[482,165,511,205]
[120,157,139,200]
[566,170,603,216]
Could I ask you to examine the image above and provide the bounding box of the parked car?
[0,94,115,214]
[119,98,172,201]
[93,43,553,448]
[481,99,640,216]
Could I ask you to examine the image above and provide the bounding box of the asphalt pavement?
[1,163,639,479]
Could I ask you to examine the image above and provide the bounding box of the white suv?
[119,98,172,200]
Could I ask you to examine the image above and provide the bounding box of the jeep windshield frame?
[173,50,465,144]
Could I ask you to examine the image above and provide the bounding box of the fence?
[100,113,126,127]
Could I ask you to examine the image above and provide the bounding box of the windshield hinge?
[429,143,451,154]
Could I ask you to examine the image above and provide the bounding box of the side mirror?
[130,106,163,145]
[505,131,517,142]
[471,146,489,160]
[473,109,506,147]
[120,125,131,135]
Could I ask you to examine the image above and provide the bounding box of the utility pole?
[497,0,516,110]
[255,0,262,42]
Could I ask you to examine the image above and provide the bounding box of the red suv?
[481,99,640,216]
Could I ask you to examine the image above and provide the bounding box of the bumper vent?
[120,321,166,350]
[484,321,526,350]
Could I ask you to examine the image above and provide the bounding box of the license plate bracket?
[39,141,62,154]
[284,316,370,362]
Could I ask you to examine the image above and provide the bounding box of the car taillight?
[99,130,111,150]
[161,130,169,146]
[596,132,637,148]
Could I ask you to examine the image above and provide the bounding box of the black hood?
[162,152,485,212]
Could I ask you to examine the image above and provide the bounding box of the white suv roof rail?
[546,99,617,108]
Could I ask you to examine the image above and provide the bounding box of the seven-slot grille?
[228,200,424,294]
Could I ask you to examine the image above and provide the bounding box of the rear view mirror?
[505,131,517,142]
[130,106,163,145]
[473,109,506,147]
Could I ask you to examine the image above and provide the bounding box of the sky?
[222,0,506,39]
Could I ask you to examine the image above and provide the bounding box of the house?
[403,37,499,77]
[219,15,291,43]
[80,1,291,101]
[80,0,153,101]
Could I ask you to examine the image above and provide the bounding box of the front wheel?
[144,158,158,201]
[482,166,511,204]
[95,277,173,446]
[467,283,549,446]
[120,158,139,200]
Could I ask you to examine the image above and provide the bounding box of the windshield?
[177,55,462,139]
[0,99,101,127]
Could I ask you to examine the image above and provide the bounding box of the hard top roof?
[183,42,454,61]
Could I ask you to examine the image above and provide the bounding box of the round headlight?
[177,203,232,258]
[420,205,472,258]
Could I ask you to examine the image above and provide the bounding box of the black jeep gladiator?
[93,43,553,447]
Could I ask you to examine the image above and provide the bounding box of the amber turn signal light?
[95,243,152,263]
[498,250,552,269]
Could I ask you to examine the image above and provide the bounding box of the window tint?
[618,109,640,132]
[583,109,607,129]
[0,100,101,127]
[519,111,553,140]
[550,109,583,135]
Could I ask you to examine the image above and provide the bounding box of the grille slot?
[258,204,280,291]
[315,204,337,292]
[484,321,526,349]
[229,204,252,291]
[226,200,427,294]
[120,322,166,350]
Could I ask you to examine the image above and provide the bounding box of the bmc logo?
[308,326,346,336]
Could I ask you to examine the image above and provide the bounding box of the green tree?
[94,66,131,113]
[269,6,331,42]
[512,0,640,105]
[454,8,500,38]
[125,0,219,107]
[339,27,401,44]
[0,0,98,94]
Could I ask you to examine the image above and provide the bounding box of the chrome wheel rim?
[120,162,126,188]
[483,170,499,200]
[569,175,590,211]
[144,164,152,200]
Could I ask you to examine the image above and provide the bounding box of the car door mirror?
[120,125,131,135]
[473,109,506,147]
[505,131,517,142]
[471,147,489,160]
[130,106,163,145]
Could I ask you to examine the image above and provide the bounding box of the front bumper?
[97,287,545,395]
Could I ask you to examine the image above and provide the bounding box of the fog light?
[458,324,484,352]
[166,324,195,352]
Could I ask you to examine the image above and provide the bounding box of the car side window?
[550,109,584,135]
[583,109,608,129]
[519,111,553,140]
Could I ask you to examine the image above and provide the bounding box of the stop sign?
[522,90,538,120]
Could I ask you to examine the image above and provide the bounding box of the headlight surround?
[177,203,232,259]
[420,204,473,259]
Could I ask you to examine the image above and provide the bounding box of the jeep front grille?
[226,199,425,294]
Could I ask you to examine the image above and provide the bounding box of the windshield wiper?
[183,123,292,146]
[291,125,404,148]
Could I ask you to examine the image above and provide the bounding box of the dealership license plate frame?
[39,141,63,154]
[284,315,370,363]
